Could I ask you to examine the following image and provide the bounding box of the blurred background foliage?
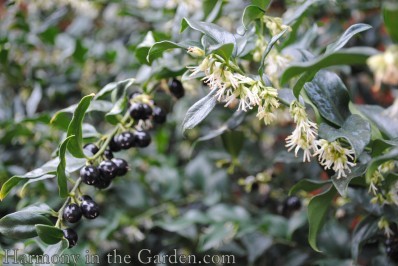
[0,0,397,265]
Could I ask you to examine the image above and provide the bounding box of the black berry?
[109,136,121,152]
[141,104,152,120]
[98,160,118,181]
[63,203,82,223]
[63,228,78,248]
[81,198,100,219]
[83,143,99,156]
[103,149,114,160]
[94,178,111,189]
[112,158,129,176]
[129,103,146,120]
[152,106,166,124]
[116,131,135,149]
[134,130,151,148]
[169,78,185,99]
[282,196,302,216]
[80,165,100,186]
[79,195,93,202]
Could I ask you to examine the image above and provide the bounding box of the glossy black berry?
[79,195,93,202]
[63,228,78,248]
[141,104,152,120]
[152,106,166,124]
[116,131,135,149]
[282,196,302,215]
[129,102,146,120]
[103,149,114,160]
[80,165,100,186]
[385,237,398,262]
[63,203,82,223]
[83,143,99,156]
[169,78,185,99]
[98,160,118,181]
[134,130,151,148]
[94,178,111,189]
[109,136,121,152]
[112,158,129,176]
[81,199,100,219]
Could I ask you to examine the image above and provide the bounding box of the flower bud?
[187,46,205,58]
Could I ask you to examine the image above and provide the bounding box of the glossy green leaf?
[95,78,135,100]
[283,0,318,25]
[182,89,217,132]
[135,31,156,64]
[105,92,127,125]
[57,135,74,198]
[308,186,336,252]
[318,115,371,158]
[43,239,69,259]
[181,18,236,53]
[383,2,398,43]
[355,104,398,139]
[251,0,271,9]
[0,211,52,239]
[66,93,95,158]
[258,28,288,76]
[0,159,59,200]
[281,47,378,84]
[304,71,351,126]
[289,179,330,195]
[242,5,265,30]
[221,131,244,159]
[331,163,368,197]
[35,224,64,245]
[198,223,236,251]
[147,40,201,64]
[209,42,235,61]
[325,23,372,54]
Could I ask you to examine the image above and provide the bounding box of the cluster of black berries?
[62,195,99,248]
[385,235,398,262]
[80,143,129,189]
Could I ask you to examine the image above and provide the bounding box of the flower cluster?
[313,139,356,179]
[285,101,318,162]
[367,45,398,90]
[188,53,280,123]
[263,15,291,36]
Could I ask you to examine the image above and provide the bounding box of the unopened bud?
[187,47,205,58]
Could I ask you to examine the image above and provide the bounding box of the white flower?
[367,45,398,91]
[285,101,318,162]
[313,139,356,179]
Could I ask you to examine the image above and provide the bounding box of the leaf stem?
[55,177,82,228]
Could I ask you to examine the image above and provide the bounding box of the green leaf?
[281,47,378,84]
[0,159,59,200]
[289,179,330,195]
[147,40,201,64]
[221,131,244,159]
[35,225,64,245]
[258,28,288,76]
[325,23,372,54]
[308,186,336,252]
[283,0,318,25]
[209,42,235,61]
[259,214,288,238]
[351,215,379,261]
[50,100,114,130]
[66,93,95,158]
[195,110,246,143]
[105,92,127,125]
[304,71,351,126]
[366,147,398,182]
[293,70,317,98]
[241,5,265,30]
[383,2,398,43]
[182,89,218,132]
[180,18,236,53]
[318,115,371,158]
[135,31,156,64]
[241,232,272,264]
[43,239,69,259]
[0,211,52,239]
[331,162,368,197]
[57,135,75,198]
[198,223,236,251]
[355,104,398,139]
[94,78,135,100]
[251,0,271,9]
